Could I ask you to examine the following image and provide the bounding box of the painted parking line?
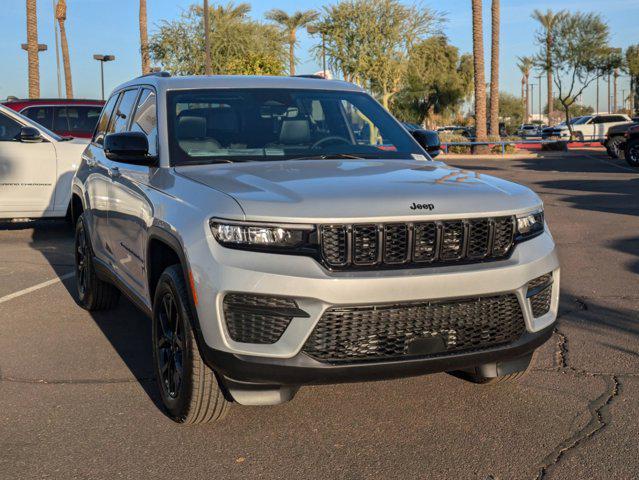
[0,272,74,305]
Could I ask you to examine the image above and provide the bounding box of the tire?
[605,136,625,160]
[449,361,531,385]
[625,139,639,168]
[75,214,120,311]
[574,132,584,142]
[152,265,230,424]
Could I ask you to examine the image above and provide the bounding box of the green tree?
[544,97,593,119]
[318,0,439,108]
[531,9,567,119]
[626,45,639,115]
[517,56,533,122]
[390,36,472,125]
[150,3,287,76]
[539,12,621,137]
[486,92,524,134]
[265,9,319,75]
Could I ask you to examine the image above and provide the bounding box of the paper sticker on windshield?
[412,154,428,160]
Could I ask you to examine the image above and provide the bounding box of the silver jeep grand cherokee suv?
[71,73,559,424]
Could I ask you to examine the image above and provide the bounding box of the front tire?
[152,265,230,424]
[574,132,584,142]
[605,136,625,160]
[75,214,120,311]
[625,139,639,168]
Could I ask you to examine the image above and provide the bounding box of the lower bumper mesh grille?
[303,294,526,363]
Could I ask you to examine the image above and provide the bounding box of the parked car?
[71,73,559,424]
[1,98,104,139]
[603,120,638,159]
[623,124,639,167]
[0,104,88,220]
[517,124,543,138]
[541,114,631,141]
[401,122,441,157]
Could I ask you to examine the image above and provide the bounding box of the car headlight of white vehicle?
[516,207,544,239]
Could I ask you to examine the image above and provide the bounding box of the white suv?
[71,74,560,424]
[542,114,631,141]
[0,104,88,220]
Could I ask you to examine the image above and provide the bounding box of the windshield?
[167,88,424,165]
[6,107,62,141]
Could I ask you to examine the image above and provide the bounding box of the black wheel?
[75,213,120,310]
[625,139,639,167]
[452,369,529,385]
[606,136,625,160]
[574,132,584,142]
[152,265,230,424]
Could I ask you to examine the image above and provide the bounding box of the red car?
[1,98,105,138]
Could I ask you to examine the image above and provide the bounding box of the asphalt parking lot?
[1,150,638,480]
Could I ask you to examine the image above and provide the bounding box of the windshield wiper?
[289,153,366,160]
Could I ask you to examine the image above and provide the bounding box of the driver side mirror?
[104,131,157,165]
[411,129,441,158]
[19,126,43,143]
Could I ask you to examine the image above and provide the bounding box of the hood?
[175,159,541,223]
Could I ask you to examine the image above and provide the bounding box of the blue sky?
[1,0,638,112]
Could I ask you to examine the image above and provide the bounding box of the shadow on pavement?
[10,219,165,413]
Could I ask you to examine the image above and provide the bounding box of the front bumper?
[201,323,554,387]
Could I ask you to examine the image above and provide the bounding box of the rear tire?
[152,265,230,424]
[625,139,639,168]
[454,369,530,385]
[75,214,120,311]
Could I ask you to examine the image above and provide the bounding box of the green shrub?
[439,133,471,154]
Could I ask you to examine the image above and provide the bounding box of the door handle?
[108,166,120,178]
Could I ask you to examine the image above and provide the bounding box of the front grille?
[319,216,515,270]
[303,294,526,363]
[223,293,307,344]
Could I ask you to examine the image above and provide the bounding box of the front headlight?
[516,208,544,240]
[210,219,313,250]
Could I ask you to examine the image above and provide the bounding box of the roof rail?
[291,74,326,79]
[138,71,171,79]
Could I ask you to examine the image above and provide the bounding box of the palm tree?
[517,56,533,123]
[531,9,566,119]
[139,0,150,74]
[56,1,73,98]
[471,0,487,148]
[26,0,40,98]
[265,9,319,75]
[489,0,500,136]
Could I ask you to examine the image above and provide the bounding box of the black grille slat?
[303,294,525,363]
[320,216,516,270]
[352,224,379,265]
[492,217,515,257]
[440,221,465,260]
[413,222,438,262]
[383,224,409,264]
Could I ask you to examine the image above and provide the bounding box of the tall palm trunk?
[288,31,296,75]
[139,0,150,74]
[546,38,553,118]
[489,0,500,136]
[56,1,73,98]
[26,0,40,98]
[613,68,618,112]
[522,76,529,123]
[471,0,487,149]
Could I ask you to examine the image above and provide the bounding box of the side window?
[611,115,627,122]
[53,107,70,132]
[67,106,102,133]
[130,88,158,156]
[0,112,22,141]
[592,116,605,124]
[23,106,54,130]
[93,94,120,145]
[111,89,140,134]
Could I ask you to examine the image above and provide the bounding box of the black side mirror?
[104,131,156,165]
[19,126,43,143]
[411,129,441,158]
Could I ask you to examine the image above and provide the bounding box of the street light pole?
[93,54,115,100]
